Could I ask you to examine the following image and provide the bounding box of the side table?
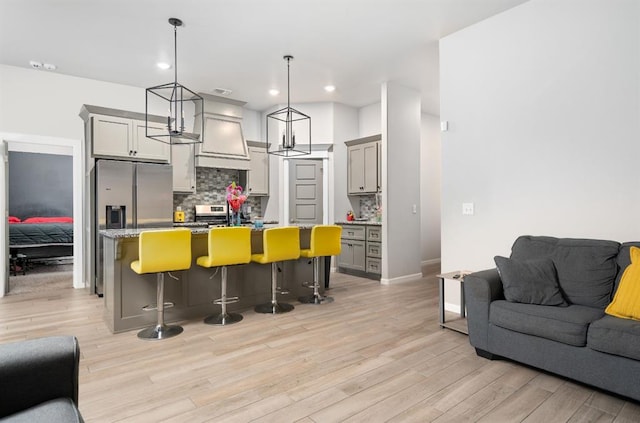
[437,270,473,335]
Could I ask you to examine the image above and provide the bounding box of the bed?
[8,216,74,274]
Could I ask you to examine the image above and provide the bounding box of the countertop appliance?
[91,160,173,296]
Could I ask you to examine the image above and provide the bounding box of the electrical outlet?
[462,203,474,216]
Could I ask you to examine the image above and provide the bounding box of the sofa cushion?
[614,242,640,293]
[494,256,567,306]
[0,398,83,423]
[588,315,640,361]
[490,300,604,346]
[606,246,640,320]
[510,236,620,309]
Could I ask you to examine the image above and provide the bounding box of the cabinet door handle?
[129,150,133,155]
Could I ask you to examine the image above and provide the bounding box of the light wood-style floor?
[1,269,639,422]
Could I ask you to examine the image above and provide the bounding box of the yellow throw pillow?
[606,246,640,320]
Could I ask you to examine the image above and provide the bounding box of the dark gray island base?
[101,227,323,333]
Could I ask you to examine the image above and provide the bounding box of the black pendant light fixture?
[145,18,204,145]
[267,55,311,156]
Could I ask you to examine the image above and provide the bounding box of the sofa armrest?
[464,269,503,351]
[0,336,80,418]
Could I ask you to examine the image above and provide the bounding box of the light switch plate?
[462,203,474,215]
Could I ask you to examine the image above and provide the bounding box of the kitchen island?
[101,226,322,333]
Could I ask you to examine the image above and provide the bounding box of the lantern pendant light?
[267,55,311,156]
[145,18,204,145]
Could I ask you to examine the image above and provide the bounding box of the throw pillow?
[605,246,640,320]
[494,256,568,306]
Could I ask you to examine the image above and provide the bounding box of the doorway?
[289,159,323,225]
[0,133,84,297]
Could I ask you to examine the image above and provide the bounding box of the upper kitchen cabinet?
[193,94,251,170]
[243,141,269,196]
[346,134,381,194]
[80,105,170,163]
[171,144,196,193]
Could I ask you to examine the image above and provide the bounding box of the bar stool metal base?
[204,312,243,325]
[137,324,183,340]
[298,294,334,304]
[254,302,294,314]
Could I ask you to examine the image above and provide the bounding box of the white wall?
[259,101,346,222]
[359,102,381,137]
[0,65,145,139]
[440,0,640,308]
[381,82,422,283]
[421,113,441,264]
[0,65,149,292]
[332,103,359,221]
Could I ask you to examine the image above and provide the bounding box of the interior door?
[289,159,323,225]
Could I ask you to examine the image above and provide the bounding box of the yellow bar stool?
[252,226,300,314]
[299,225,342,304]
[196,226,252,325]
[130,228,191,340]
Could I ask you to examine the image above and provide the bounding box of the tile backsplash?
[357,194,382,220]
[173,167,261,221]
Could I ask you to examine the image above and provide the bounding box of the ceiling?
[0,0,528,115]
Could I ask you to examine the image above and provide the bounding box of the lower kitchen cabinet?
[338,223,382,279]
[338,238,366,272]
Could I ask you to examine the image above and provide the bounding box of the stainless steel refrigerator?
[91,160,173,295]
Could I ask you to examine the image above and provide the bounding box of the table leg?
[460,281,466,318]
[438,276,445,327]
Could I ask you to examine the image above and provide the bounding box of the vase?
[231,210,241,226]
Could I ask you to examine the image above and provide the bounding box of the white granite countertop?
[101,223,316,239]
[335,220,382,226]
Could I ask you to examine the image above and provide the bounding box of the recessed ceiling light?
[44,63,57,71]
[324,85,336,93]
[157,62,171,70]
[29,60,43,69]
[269,89,279,96]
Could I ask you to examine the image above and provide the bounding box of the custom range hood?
[194,93,250,170]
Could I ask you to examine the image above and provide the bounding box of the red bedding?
[20,217,74,224]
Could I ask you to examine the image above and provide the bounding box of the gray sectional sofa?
[0,336,84,422]
[465,235,640,402]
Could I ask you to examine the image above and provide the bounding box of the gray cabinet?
[338,224,382,277]
[338,225,366,272]
[81,105,170,163]
[346,135,381,194]
[171,144,196,193]
[366,226,382,275]
[247,143,269,196]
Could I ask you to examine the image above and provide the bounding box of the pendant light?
[267,55,311,156]
[145,18,204,145]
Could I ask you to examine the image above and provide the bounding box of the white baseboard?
[421,258,441,267]
[380,272,423,285]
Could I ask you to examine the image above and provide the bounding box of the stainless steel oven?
[194,204,229,226]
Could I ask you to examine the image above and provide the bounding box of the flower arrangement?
[226,181,247,212]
